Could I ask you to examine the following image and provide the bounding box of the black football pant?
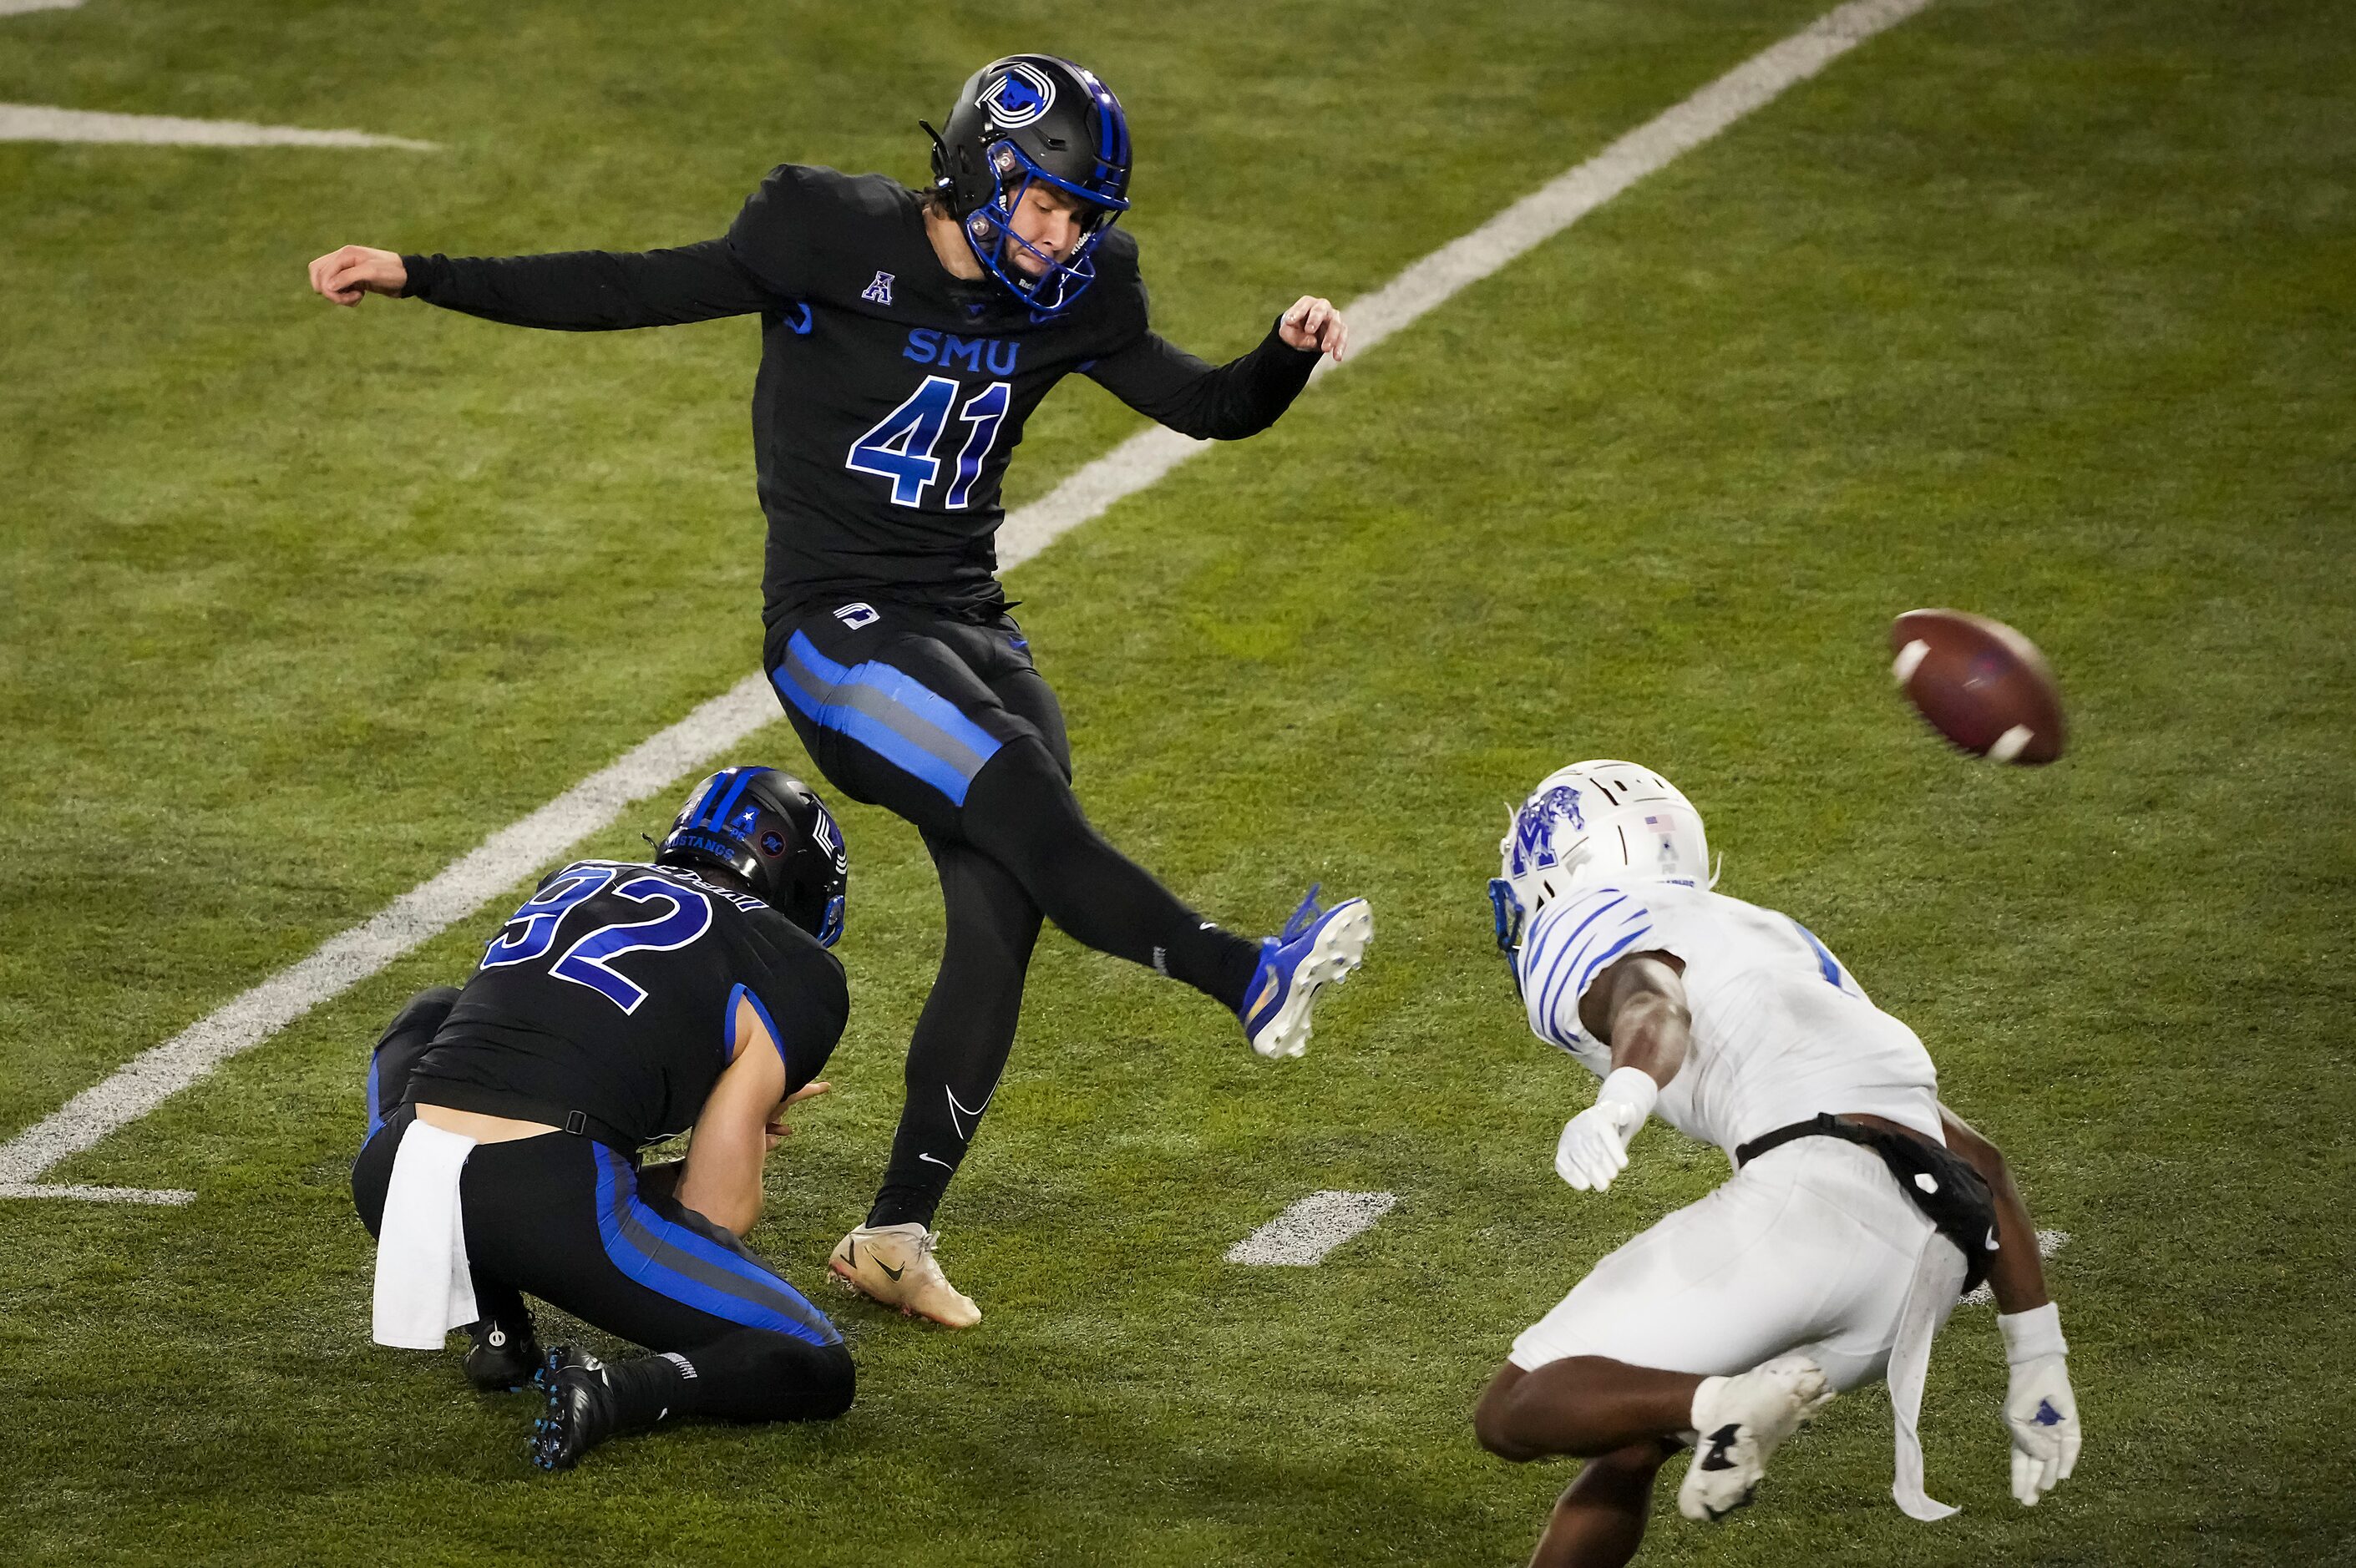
[768,601,1263,1227]
[357,991,854,1426]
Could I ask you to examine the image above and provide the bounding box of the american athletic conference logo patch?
[980,62,1056,129]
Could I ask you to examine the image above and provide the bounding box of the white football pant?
[1510,1136,1951,1392]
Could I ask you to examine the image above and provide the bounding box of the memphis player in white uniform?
[1469,761,2083,1568]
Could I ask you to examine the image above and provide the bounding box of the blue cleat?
[1237,884,1373,1060]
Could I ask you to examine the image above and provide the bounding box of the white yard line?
[1962,1229,2070,1306]
[0,1182,194,1206]
[0,104,436,149]
[0,676,777,1191]
[0,0,1937,1202]
[1228,1191,1400,1266]
[996,0,1934,564]
[3,3,433,149]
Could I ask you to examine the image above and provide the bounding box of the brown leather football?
[1889,609,2066,764]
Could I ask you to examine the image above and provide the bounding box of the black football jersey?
[401,164,1320,620]
[406,860,847,1149]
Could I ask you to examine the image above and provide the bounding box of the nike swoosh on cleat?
[880,1260,904,1282]
[1248,974,1280,1017]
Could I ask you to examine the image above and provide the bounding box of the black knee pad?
[809,1342,856,1420]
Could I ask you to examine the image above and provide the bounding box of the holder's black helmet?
[656,767,847,946]
[925,53,1132,316]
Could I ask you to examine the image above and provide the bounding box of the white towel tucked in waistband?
[1886,1230,1969,1520]
[372,1119,480,1350]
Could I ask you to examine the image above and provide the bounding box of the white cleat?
[828,1222,981,1328]
[1238,888,1374,1060]
[1678,1354,1834,1522]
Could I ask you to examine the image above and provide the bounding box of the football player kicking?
[310,52,1371,1328]
[1472,761,2084,1568]
[353,766,855,1469]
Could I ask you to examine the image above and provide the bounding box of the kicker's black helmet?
[656,766,848,946]
[925,53,1132,315]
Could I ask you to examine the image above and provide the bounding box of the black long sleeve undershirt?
[1084,320,1320,441]
[401,243,1320,438]
[399,240,775,331]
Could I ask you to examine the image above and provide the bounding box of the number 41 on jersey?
[845,375,1011,509]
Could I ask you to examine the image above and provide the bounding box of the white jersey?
[1517,880,1942,1160]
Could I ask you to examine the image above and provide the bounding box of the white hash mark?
[1228,1191,1399,1266]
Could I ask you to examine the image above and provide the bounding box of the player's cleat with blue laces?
[1237,885,1373,1060]
[528,1345,621,1472]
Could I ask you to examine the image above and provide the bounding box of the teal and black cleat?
[1237,884,1373,1060]
[527,1345,619,1473]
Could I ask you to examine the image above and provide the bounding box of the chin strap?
[917,119,956,200]
[1487,878,1527,1000]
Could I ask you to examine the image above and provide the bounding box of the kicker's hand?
[310,245,408,306]
[1553,1066,1659,1191]
[1279,296,1348,361]
[1999,1303,2082,1505]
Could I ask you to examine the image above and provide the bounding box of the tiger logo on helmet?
[1489,760,1711,959]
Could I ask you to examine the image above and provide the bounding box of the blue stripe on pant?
[772,630,1005,807]
[593,1148,840,1348]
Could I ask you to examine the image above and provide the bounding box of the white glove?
[1999,1303,2081,1505]
[1554,1067,1659,1191]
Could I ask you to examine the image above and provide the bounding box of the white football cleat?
[1237,886,1373,1060]
[828,1222,981,1328]
[1678,1354,1834,1522]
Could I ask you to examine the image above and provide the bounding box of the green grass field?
[4,0,2353,1562]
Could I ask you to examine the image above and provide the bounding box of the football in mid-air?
[1888,608,2066,764]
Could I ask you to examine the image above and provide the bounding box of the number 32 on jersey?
[845,375,1011,509]
[480,865,712,1014]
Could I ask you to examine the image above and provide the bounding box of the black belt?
[405,1088,642,1158]
[1735,1111,1877,1168]
[1735,1112,2000,1294]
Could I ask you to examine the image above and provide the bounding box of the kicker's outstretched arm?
[1082,294,1342,439]
[309,239,781,330]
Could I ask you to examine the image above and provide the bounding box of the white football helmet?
[1489,760,1712,953]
